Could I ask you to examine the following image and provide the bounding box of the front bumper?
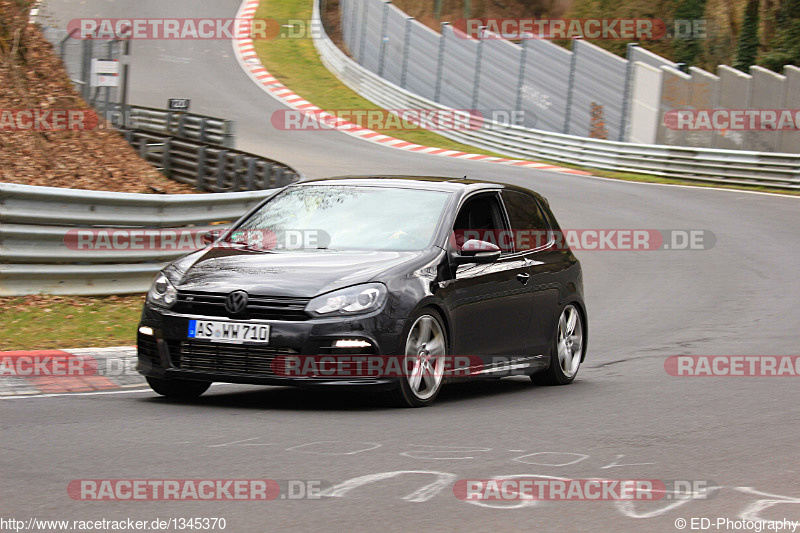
[137,304,405,390]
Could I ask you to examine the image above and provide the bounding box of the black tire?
[532,303,585,386]
[146,377,211,399]
[387,308,449,407]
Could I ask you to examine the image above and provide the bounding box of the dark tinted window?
[501,190,550,251]
[452,193,510,252]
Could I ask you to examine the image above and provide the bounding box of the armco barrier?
[119,105,236,148]
[123,129,299,192]
[0,184,281,296]
[314,1,800,189]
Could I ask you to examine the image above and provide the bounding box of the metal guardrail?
[0,183,282,296]
[112,105,236,148]
[312,1,800,189]
[123,129,300,192]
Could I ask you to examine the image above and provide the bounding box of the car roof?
[297,175,544,198]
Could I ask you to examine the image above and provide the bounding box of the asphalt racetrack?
[3,1,799,531]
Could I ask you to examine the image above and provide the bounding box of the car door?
[443,191,533,364]
[500,190,562,358]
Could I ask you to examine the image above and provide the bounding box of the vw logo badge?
[225,290,248,314]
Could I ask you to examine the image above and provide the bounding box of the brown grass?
[0,0,195,193]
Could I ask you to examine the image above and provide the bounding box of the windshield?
[228,185,451,252]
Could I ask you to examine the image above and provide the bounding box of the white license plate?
[188,319,270,344]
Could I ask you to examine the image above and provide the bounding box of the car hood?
[171,246,421,297]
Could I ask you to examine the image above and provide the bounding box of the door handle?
[516,272,530,284]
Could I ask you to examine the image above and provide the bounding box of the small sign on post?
[168,98,191,112]
[90,59,119,87]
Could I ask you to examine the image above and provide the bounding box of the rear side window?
[501,190,550,251]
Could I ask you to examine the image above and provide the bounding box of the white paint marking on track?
[0,388,153,400]
[0,382,233,400]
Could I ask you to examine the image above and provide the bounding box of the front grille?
[137,333,160,364]
[173,291,311,321]
[169,340,298,376]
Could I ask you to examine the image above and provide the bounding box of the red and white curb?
[232,0,590,175]
[0,347,144,397]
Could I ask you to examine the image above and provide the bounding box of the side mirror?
[202,229,223,245]
[451,239,501,265]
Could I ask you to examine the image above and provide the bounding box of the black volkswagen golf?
[137,176,586,407]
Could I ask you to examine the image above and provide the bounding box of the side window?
[501,190,550,252]
[452,193,511,252]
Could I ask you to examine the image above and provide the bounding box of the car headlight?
[305,283,387,317]
[147,272,177,309]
